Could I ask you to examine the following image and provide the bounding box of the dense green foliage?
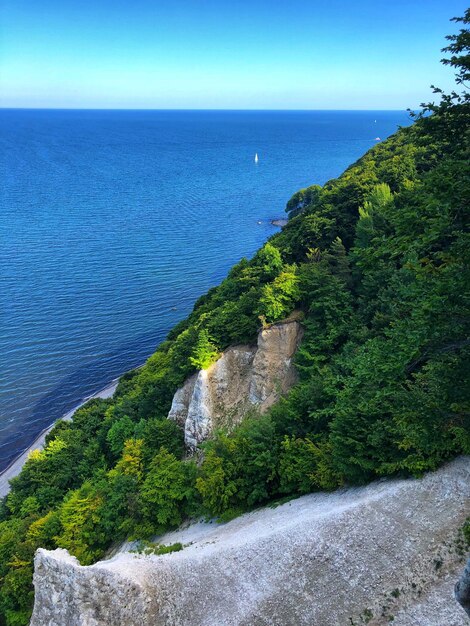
[1,14,469,624]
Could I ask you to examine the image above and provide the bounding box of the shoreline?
[271,218,288,227]
[0,219,288,499]
[0,377,121,498]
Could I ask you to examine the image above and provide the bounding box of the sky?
[0,0,468,110]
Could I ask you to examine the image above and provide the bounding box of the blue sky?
[0,0,468,109]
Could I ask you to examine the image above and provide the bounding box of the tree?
[324,237,352,287]
[114,439,145,482]
[196,416,280,516]
[285,184,322,218]
[196,449,237,516]
[410,10,470,150]
[252,242,284,280]
[189,329,220,370]
[106,416,135,458]
[258,265,300,323]
[26,511,61,549]
[139,448,189,529]
[134,418,184,464]
[56,482,105,564]
[279,436,340,494]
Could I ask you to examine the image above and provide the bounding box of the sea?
[0,109,410,471]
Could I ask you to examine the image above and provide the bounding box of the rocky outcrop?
[456,559,470,617]
[168,320,303,448]
[30,457,470,626]
[31,549,156,626]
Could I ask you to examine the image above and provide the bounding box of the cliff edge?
[168,319,303,448]
[31,457,470,626]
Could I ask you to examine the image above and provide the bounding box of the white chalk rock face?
[185,368,213,448]
[167,374,196,428]
[30,458,470,626]
[31,549,156,626]
[249,321,302,408]
[168,320,303,448]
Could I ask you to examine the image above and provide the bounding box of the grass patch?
[131,540,184,556]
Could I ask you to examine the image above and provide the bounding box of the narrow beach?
[0,378,119,498]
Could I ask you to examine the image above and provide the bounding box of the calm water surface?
[0,109,409,469]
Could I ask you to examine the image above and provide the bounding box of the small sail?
[254,152,259,163]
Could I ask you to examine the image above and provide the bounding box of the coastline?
[0,377,120,499]
[0,218,285,500]
[1,217,287,500]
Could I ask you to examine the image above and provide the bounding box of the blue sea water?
[0,109,409,470]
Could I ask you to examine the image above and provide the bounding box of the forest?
[0,12,469,625]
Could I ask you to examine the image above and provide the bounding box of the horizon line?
[0,106,410,113]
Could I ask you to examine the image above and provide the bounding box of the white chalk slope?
[32,457,470,625]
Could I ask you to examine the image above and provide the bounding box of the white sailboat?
[254,152,259,163]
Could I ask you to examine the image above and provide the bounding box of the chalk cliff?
[30,457,470,626]
[168,319,303,448]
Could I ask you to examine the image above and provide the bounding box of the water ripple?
[0,109,409,470]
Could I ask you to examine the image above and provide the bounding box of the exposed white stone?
[30,457,470,626]
[249,321,301,408]
[168,320,303,448]
[167,374,196,428]
[185,369,213,449]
